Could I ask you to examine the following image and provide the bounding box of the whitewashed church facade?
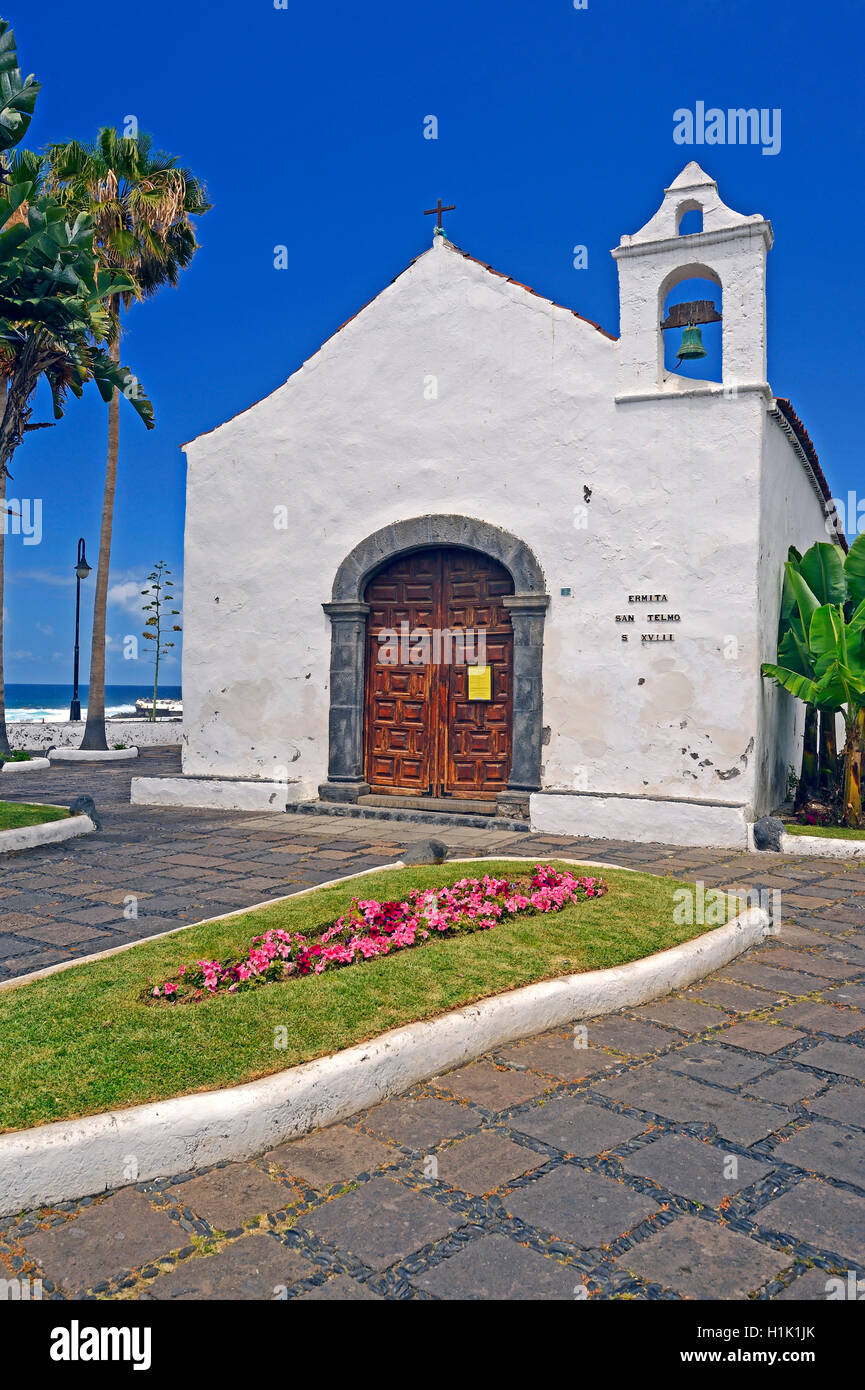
[133,163,841,848]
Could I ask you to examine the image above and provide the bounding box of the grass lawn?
[0,859,721,1133]
[0,801,68,831]
[785,822,865,841]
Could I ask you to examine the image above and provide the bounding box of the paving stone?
[300,1177,462,1270]
[265,1125,396,1189]
[718,1022,806,1054]
[823,941,865,967]
[0,934,44,957]
[823,984,865,1009]
[0,912,49,931]
[773,1122,865,1188]
[773,1267,855,1301]
[411,1232,578,1299]
[654,1042,771,1086]
[613,1213,789,1298]
[295,1273,383,1300]
[17,922,113,947]
[752,947,857,979]
[631,998,729,1034]
[777,925,839,947]
[796,1041,865,1082]
[757,1178,865,1263]
[510,1095,648,1156]
[769,1002,865,1037]
[433,1060,553,1110]
[495,1034,617,1081]
[583,1016,681,1056]
[688,980,781,1013]
[622,1134,772,1205]
[724,962,826,996]
[595,1067,789,1145]
[433,1131,543,1194]
[804,1084,865,1126]
[362,1097,482,1149]
[146,1234,316,1299]
[21,1190,182,1295]
[744,1068,826,1104]
[174,1164,298,1229]
[503,1165,659,1248]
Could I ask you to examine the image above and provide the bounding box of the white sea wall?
[8,720,182,752]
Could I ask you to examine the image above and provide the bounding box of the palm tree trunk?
[797,704,819,809]
[80,319,120,750]
[819,709,839,794]
[843,708,865,828]
[0,377,10,756]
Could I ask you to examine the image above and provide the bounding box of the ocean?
[4,684,182,723]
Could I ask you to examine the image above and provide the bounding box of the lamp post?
[69,538,91,722]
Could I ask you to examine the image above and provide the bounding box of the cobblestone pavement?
[1,751,865,1298]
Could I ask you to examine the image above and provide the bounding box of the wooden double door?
[364,547,514,799]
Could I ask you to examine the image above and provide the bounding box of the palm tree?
[0,164,154,752]
[46,129,208,748]
[0,16,40,755]
[0,22,152,754]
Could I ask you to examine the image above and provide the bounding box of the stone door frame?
[320,514,550,815]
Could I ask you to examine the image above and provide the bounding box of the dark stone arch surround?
[320,514,550,815]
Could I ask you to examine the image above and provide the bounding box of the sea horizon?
[4,683,182,724]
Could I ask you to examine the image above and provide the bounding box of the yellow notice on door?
[468,665,492,701]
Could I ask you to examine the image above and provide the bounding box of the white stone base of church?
[132,774,751,848]
[130,775,304,814]
[530,792,750,850]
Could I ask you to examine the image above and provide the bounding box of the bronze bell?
[676,324,707,361]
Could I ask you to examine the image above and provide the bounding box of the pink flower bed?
[146,865,608,1004]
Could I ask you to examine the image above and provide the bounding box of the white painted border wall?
[0,903,768,1215]
[8,720,181,753]
[531,791,750,849]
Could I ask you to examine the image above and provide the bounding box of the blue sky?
[4,0,864,683]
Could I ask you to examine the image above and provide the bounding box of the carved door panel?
[364,548,513,798]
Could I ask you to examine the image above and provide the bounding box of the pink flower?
[148,865,607,1004]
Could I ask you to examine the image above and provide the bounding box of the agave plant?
[762,535,865,826]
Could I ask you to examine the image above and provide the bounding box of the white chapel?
[133,162,842,848]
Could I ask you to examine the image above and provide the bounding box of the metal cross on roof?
[424,197,455,229]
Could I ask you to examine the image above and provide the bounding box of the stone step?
[359,794,498,816]
[285,799,531,833]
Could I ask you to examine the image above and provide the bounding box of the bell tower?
[611,162,773,396]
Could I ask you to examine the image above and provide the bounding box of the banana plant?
[762,534,865,825]
[0,17,39,161]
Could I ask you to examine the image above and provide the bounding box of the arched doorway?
[321,514,550,815]
[364,547,514,799]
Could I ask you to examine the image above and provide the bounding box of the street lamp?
[69,537,92,722]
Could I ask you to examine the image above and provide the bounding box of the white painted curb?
[0,757,51,773]
[0,903,768,1215]
[49,747,139,762]
[0,813,94,857]
[747,822,865,859]
[779,831,865,859]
